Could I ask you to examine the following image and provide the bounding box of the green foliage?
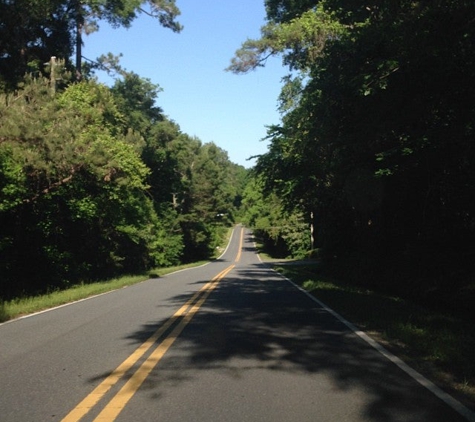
[0,77,175,298]
[74,0,182,75]
[0,2,247,300]
[110,72,163,135]
[174,141,246,261]
[227,3,345,73]
[265,0,319,24]
[241,176,311,258]
[80,0,183,33]
[233,0,475,312]
[278,264,475,400]
[0,145,28,212]
[0,71,248,298]
[0,0,75,89]
[0,0,182,86]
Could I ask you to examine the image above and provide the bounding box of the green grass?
[212,226,235,259]
[0,226,236,323]
[274,264,475,407]
[0,262,207,323]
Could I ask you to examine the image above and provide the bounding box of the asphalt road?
[0,225,473,422]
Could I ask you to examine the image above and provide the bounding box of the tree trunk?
[75,0,83,80]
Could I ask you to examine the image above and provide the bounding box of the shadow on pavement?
[114,261,467,422]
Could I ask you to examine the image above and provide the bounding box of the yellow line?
[235,227,244,262]
[93,264,235,421]
[61,267,232,422]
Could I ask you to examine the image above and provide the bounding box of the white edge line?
[219,224,239,259]
[1,225,240,327]
[172,224,238,275]
[269,265,475,422]
[0,290,114,326]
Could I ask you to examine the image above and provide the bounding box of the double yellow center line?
[62,228,243,422]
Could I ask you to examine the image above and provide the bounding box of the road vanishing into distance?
[1,225,474,422]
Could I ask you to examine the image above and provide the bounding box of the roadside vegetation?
[0,2,247,304]
[0,227,232,324]
[0,73,246,302]
[234,0,475,329]
[2,0,474,409]
[235,1,474,408]
[0,262,204,323]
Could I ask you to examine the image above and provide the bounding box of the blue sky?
[83,1,287,168]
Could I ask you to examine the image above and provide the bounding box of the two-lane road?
[1,226,473,421]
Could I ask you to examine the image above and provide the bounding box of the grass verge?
[0,225,238,323]
[0,261,207,324]
[272,263,475,410]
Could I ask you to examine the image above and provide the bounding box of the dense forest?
[1,0,474,320]
[235,0,475,318]
[0,0,247,299]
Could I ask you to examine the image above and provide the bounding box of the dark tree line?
[233,0,475,317]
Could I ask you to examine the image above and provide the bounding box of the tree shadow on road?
[117,263,467,422]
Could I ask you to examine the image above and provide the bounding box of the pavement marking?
[62,226,243,422]
[235,227,244,262]
[60,303,189,422]
[278,272,475,422]
[93,264,235,422]
[1,226,243,328]
[61,264,235,422]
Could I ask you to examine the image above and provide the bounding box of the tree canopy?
[0,71,246,298]
[0,1,248,299]
[0,0,182,88]
[231,0,475,316]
